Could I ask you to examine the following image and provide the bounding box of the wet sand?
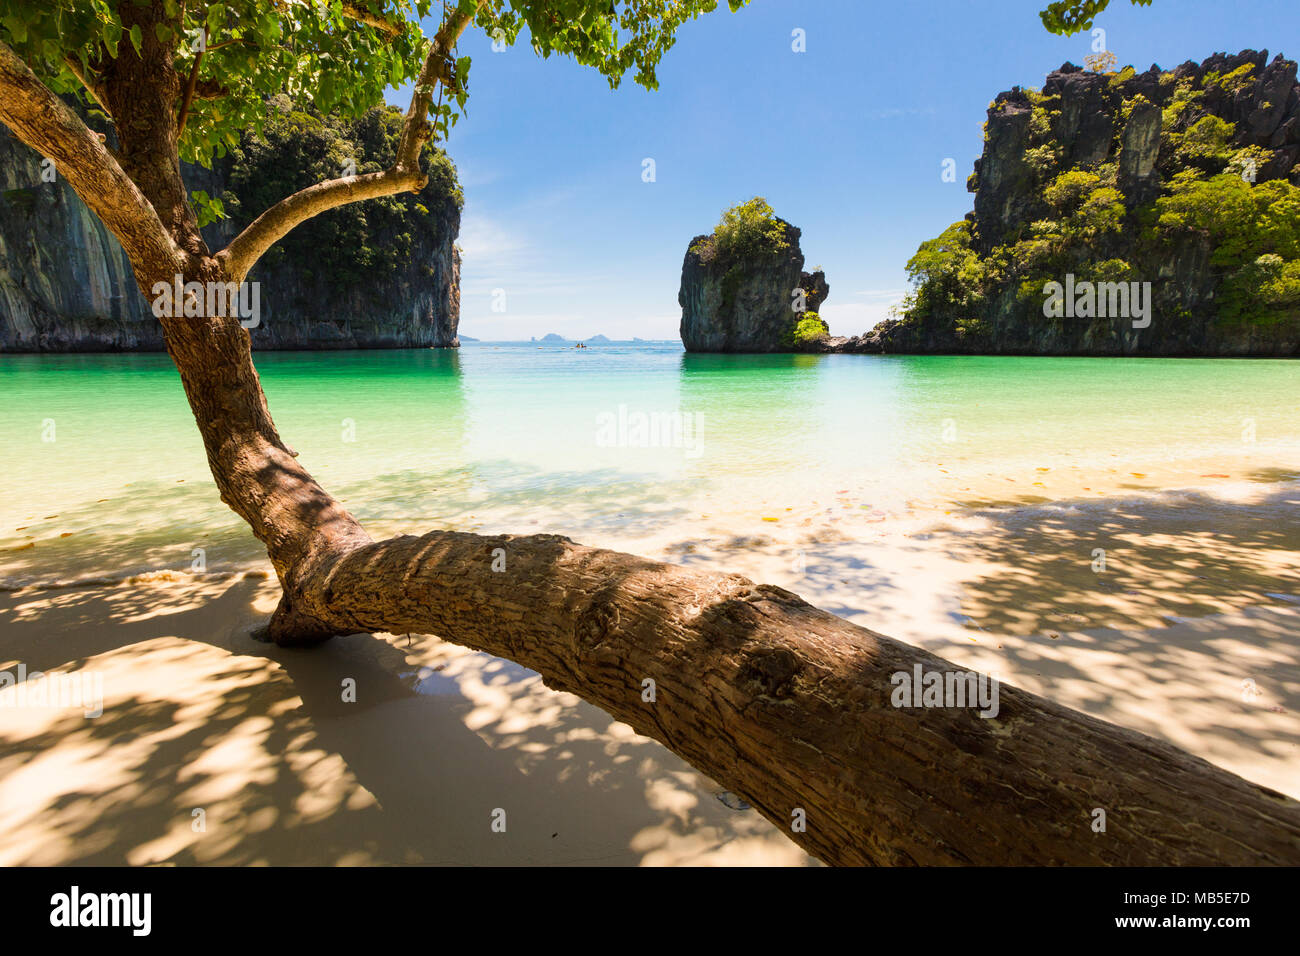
[1,479,1298,865]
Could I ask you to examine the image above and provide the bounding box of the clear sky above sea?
[389,0,1300,341]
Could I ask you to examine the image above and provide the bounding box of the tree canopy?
[1039,0,1153,35]
[0,1,744,170]
[0,1,749,292]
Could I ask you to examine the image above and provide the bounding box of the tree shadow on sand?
[0,574,812,865]
[905,477,1300,797]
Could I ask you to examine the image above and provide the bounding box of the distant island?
[516,333,656,344]
[456,333,672,345]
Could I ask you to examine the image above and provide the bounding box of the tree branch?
[174,36,248,75]
[202,37,247,53]
[0,40,183,289]
[63,56,111,118]
[395,4,473,171]
[176,28,207,137]
[340,1,405,37]
[217,4,474,283]
[170,38,245,106]
[218,168,425,282]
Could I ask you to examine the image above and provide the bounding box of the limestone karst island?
[0,0,1298,919]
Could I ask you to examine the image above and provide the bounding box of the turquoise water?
[2,344,1298,583]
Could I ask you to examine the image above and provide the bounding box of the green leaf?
[103,22,121,58]
[129,24,143,57]
[3,15,27,44]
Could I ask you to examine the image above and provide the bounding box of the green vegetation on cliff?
[689,197,791,264]
[1153,173,1300,325]
[786,312,830,347]
[689,197,807,342]
[679,199,828,352]
[893,52,1300,355]
[207,96,462,296]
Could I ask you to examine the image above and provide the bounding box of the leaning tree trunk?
[148,305,1300,866]
[274,525,1300,866]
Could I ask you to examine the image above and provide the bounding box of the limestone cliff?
[858,50,1300,356]
[0,127,153,350]
[679,204,828,352]
[0,101,461,352]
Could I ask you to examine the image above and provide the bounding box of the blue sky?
[394,0,1300,341]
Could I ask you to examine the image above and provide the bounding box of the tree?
[0,0,740,641]
[2,1,1298,866]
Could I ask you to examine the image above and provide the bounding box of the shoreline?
[4,342,1298,356]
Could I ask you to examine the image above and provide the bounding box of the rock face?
[866,50,1300,356]
[1117,96,1163,205]
[679,219,828,352]
[0,113,461,352]
[0,129,155,350]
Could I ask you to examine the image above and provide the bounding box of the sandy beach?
[2,474,1297,866]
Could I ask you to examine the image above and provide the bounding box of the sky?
[392,0,1300,341]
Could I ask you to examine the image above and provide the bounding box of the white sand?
[1,479,1297,865]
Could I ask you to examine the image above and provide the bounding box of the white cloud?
[854,288,909,299]
[820,299,904,337]
[454,165,504,189]
[457,213,528,267]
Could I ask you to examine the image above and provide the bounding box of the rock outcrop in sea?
[0,101,461,352]
[849,50,1300,356]
[679,213,828,353]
